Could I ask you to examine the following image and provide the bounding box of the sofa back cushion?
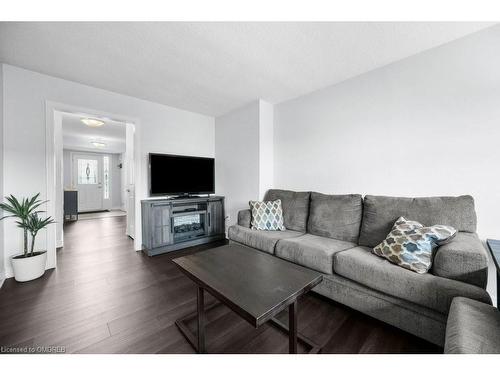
[307,192,363,242]
[264,189,310,232]
[359,195,477,248]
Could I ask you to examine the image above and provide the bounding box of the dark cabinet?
[152,204,172,248]
[141,196,225,256]
[207,200,224,236]
[64,190,78,221]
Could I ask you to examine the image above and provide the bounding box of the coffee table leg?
[289,300,297,354]
[197,286,206,354]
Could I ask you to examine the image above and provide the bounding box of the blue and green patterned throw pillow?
[373,217,457,274]
[249,199,286,231]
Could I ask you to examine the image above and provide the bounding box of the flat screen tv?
[149,153,215,196]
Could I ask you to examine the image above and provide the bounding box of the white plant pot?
[11,251,47,282]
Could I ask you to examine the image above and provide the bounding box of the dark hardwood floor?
[0,216,441,354]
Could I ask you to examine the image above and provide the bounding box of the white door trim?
[45,101,143,272]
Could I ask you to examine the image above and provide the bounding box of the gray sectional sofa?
[445,297,500,353]
[228,189,491,347]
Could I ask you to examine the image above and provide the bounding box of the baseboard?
[4,265,13,279]
[0,265,55,288]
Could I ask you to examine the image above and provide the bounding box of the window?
[103,156,110,200]
[77,159,98,184]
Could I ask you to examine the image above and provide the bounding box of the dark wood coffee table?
[172,243,323,354]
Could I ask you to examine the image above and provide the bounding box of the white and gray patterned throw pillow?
[249,199,286,231]
[373,217,457,274]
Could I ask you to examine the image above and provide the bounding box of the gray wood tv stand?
[141,196,225,256]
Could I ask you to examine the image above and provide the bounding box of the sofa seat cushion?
[445,297,500,353]
[275,234,357,274]
[228,225,303,254]
[333,246,491,314]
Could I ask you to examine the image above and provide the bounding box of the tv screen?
[149,153,215,196]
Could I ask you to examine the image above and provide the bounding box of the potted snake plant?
[0,194,55,282]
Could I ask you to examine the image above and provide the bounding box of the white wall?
[111,153,123,209]
[215,100,275,230]
[0,65,4,286]
[54,111,63,247]
[215,101,260,229]
[62,149,72,188]
[258,100,274,198]
[275,25,500,240]
[2,64,214,278]
[120,153,126,209]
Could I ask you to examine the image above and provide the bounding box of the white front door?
[73,153,104,212]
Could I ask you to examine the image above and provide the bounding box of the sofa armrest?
[433,232,489,288]
[237,209,251,228]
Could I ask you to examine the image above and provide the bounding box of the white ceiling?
[0,22,495,116]
[62,112,126,153]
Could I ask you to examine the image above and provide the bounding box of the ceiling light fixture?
[81,118,105,127]
[90,141,106,148]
